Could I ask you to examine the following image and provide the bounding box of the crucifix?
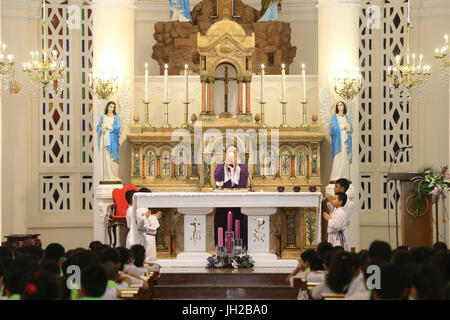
[215,66,237,114]
[190,218,201,247]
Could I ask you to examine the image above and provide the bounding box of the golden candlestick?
[280,101,289,128]
[143,100,152,131]
[181,101,191,129]
[301,99,309,129]
[259,101,267,128]
[163,101,171,129]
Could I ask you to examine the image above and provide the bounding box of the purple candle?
[218,227,223,247]
[235,219,240,239]
[226,234,232,254]
[227,211,233,232]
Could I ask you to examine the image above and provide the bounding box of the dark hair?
[335,101,347,114]
[310,258,325,271]
[81,265,107,298]
[20,246,44,261]
[61,250,99,278]
[301,249,319,264]
[358,249,370,270]
[369,240,392,262]
[335,192,347,207]
[44,243,65,262]
[5,270,28,297]
[317,242,334,260]
[104,101,117,115]
[335,178,350,192]
[391,248,413,268]
[100,248,120,265]
[412,246,433,264]
[101,261,119,282]
[89,241,103,252]
[130,245,146,268]
[326,251,354,293]
[411,260,447,300]
[374,263,407,300]
[0,246,13,259]
[432,241,448,252]
[115,247,131,271]
[22,271,61,300]
[125,190,137,206]
[139,188,152,193]
[39,259,61,275]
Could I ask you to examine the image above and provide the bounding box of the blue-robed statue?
[259,0,281,22]
[169,0,191,22]
[329,101,353,181]
[97,101,121,182]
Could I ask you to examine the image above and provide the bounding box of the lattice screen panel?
[81,175,93,212]
[81,1,93,165]
[41,1,71,165]
[41,175,73,212]
[380,173,400,211]
[360,174,373,211]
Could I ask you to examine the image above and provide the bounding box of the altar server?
[125,190,139,249]
[323,193,350,251]
[142,209,162,264]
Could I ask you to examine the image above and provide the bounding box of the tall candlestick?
[301,64,306,102]
[164,63,168,102]
[184,64,189,103]
[281,63,286,102]
[235,220,240,239]
[144,63,149,103]
[43,0,46,22]
[242,82,246,112]
[227,211,233,232]
[261,64,265,102]
[218,227,223,247]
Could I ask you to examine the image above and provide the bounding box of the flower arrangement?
[411,166,450,222]
[206,253,255,269]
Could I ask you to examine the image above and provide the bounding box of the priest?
[214,145,249,250]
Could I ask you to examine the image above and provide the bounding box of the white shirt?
[345,271,366,298]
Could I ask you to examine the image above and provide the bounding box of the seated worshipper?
[21,271,62,300]
[323,192,350,251]
[131,244,157,274]
[43,243,65,275]
[345,249,369,298]
[78,265,107,300]
[98,248,131,289]
[101,261,124,300]
[122,249,148,277]
[297,258,326,300]
[373,263,408,300]
[214,145,250,249]
[322,178,353,245]
[116,247,148,290]
[287,249,319,286]
[312,251,354,299]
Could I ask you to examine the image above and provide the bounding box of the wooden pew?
[322,293,346,300]
[306,282,321,300]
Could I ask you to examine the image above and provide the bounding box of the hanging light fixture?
[386,0,430,91]
[22,0,65,96]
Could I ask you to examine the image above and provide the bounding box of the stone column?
[246,81,251,113]
[93,0,135,242]
[208,80,214,113]
[201,81,207,113]
[238,81,243,113]
[318,0,360,250]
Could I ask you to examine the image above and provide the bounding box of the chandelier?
[434,35,450,68]
[0,41,20,94]
[89,69,119,101]
[23,1,65,96]
[334,66,362,101]
[386,0,430,91]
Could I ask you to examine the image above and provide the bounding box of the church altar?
[133,191,322,267]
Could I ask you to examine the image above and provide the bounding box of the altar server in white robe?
[323,193,350,251]
[140,209,162,263]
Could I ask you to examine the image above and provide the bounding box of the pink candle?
[227,211,233,232]
[218,227,223,247]
[226,234,232,254]
[235,220,240,239]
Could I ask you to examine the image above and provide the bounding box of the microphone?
[399,145,413,151]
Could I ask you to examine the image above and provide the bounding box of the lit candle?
[164,63,168,102]
[435,48,440,56]
[144,63,149,102]
[7,55,13,63]
[419,54,423,65]
[412,53,416,65]
[301,64,306,102]
[242,82,246,113]
[395,55,401,64]
[445,34,448,46]
[42,0,46,22]
[88,72,93,87]
[218,227,223,247]
[52,50,57,60]
[261,64,265,102]
[281,63,286,102]
[227,211,233,232]
[235,220,240,240]
[184,64,189,103]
